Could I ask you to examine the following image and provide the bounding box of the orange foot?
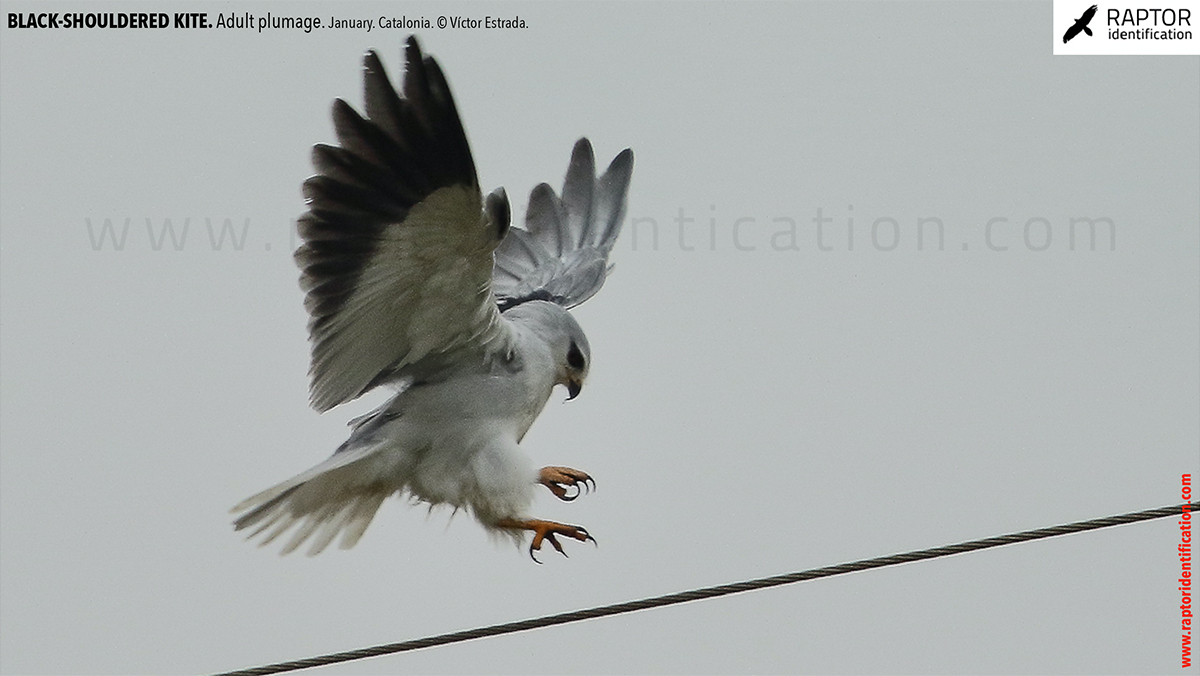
[539,466,594,502]
[496,518,596,563]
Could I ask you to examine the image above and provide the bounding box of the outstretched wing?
[296,37,512,412]
[492,139,634,311]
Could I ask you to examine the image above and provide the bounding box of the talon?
[538,466,595,502]
[529,532,545,563]
[497,518,596,562]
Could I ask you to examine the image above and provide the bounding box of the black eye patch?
[567,343,585,370]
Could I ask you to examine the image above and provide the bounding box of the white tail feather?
[232,445,394,556]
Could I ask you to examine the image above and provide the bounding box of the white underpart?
[232,304,570,555]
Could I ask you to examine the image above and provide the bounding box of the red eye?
[567,343,585,370]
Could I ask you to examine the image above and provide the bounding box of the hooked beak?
[566,377,582,400]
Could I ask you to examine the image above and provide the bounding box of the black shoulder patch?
[486,187,511,241]
[497,289,564,313]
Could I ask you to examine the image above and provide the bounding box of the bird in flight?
[1063,4,1098,43]
[232,37,633,561]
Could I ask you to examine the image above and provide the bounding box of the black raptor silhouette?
[1063,5,1098,43]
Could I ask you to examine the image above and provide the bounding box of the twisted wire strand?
[212,501,1197,676]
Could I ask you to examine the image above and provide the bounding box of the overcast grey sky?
[1,2,1198,674]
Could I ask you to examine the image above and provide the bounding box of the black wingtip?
[361,50,389,94]
[569,139,596,172]
[609,148,635,173]
[404,35,424,73]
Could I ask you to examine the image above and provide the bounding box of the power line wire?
[211,500,1197,676]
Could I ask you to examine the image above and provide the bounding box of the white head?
[502,300,591,399]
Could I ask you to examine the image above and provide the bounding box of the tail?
[231,445,392,556]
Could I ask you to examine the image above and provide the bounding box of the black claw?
[549,534,569,557]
